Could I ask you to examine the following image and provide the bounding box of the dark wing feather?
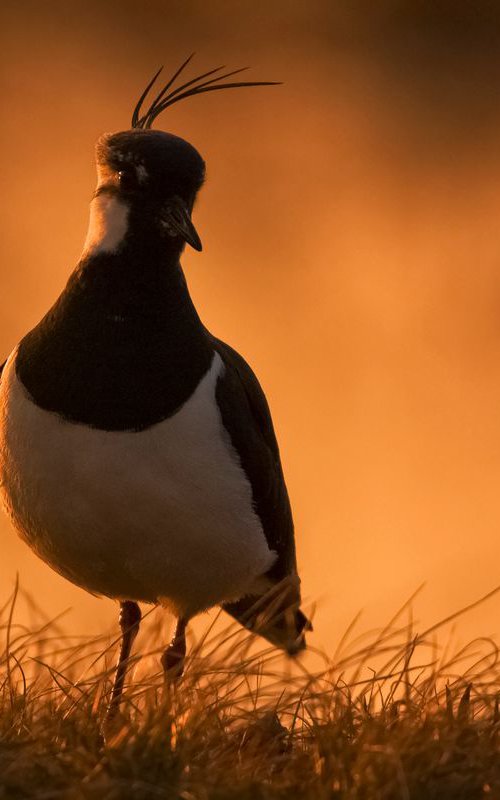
[210,336,311,652]
[0,361,4,379]
[210,335,296,581]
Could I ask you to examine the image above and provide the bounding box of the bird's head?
[95,129,205,252]
[88,56,279,257]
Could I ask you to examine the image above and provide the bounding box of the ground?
[0,584,499,799]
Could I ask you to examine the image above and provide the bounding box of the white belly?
[0,350,276,617]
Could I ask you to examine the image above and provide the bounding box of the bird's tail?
[222,576,312,655]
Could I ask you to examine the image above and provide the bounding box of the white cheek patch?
[82,194,129,256]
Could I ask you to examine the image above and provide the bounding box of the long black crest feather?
[131,55,281,130]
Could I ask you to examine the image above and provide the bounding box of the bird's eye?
[117,169,137,192]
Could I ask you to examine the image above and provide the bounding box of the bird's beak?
[162,197,202,252]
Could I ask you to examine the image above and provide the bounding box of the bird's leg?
[161,617,187,680]
[106,601,141,724]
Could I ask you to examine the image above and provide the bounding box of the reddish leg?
[161,617,187,679]
[106,601,141,724]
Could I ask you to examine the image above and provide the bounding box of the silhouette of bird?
[0,55,311,723]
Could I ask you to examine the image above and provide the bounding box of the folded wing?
[210,336,311,653]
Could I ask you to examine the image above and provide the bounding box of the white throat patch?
[82,193,129,257]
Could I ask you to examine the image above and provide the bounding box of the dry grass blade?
[0,584,499,798]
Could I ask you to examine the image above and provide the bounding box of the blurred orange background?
[1,1,500,653]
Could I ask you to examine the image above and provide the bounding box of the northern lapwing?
[0,56,311,722]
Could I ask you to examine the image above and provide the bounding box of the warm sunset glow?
[2,2,500,656]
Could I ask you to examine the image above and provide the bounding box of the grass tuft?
[1,584,499,799]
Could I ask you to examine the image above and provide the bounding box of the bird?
[0,55,311,723]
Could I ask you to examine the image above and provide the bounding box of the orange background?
[1,2,500,652]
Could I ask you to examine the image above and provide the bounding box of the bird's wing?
[0,360,4,379]
[211,336,311,652]
[210,335,297,582]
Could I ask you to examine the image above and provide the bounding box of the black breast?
[16,250,214,431]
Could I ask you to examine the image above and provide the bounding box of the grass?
[0,582,499,800]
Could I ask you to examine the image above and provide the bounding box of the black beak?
[162,197,202,252]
